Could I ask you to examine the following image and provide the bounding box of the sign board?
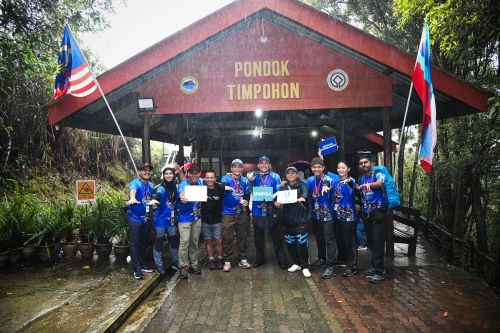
[76,180,96,205]
[184,185,207,202]
[319,137,339,156]
[252,187,274,201]
[277,189,297,204]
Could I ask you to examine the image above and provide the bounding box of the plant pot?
[22,245,36,259]
[78,242,95,261]
[61,242,79,260]
[0,251,9,268]
[8,247,23,264]
[36,244,54,262]
[95,243,112,260]
[113,245,130,261]
[53,242,62,258]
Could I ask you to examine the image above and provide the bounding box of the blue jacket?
[251,172,281,217]
[178,178,205,223]
[153,184,179,227]
[306,173,340,222]
[221,174,250,215]
[127,177,154,223]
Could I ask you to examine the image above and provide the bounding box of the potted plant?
[33,205,58,262]
[110,194,129,261]
[77,205,95,261]
[57,201,78,260]
[92,195,115,260]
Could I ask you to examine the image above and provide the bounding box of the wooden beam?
[141,114,152,163]
[383,106,394,258]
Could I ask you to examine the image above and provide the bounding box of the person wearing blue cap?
[220,159,252,272]
[250,156,287,268]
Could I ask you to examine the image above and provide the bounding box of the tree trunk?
[469,170,488,255]
[397,128,406,192]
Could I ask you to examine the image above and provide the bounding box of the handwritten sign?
[277,189,297,204]
[76,180,95,205]
[252,187,274,201]
[184,185,207,202]
[319,136,339,156]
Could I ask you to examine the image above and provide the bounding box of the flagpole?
[66,25,138,176]
[394,81,413,184]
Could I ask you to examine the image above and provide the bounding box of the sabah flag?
[412,23,437,173]
[53,25,97,99]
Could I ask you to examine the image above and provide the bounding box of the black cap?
[310,157,324,167]
[139,162,153,170]
[187,164,201,173]
[285,166,298,174]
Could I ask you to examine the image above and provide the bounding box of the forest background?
[0,0,498,285]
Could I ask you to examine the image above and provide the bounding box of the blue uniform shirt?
[178,178,205,223]
[306,173,340,222]
[251,172,281,217]
[333,177,357,222]
[221,173,250,215]
[359,171,387,213]
[153,185,178,227]
[127,177,154,223]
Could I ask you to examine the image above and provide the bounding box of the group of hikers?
[126,153,389,284]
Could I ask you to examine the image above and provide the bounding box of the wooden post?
[219,136,224,176]
[383,107,394,257]
[141,114,151,163]
[175,137,184,167]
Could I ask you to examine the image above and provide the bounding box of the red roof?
[48,0,488,125]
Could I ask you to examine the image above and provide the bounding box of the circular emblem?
[327,69,349,91]
[180,76,198,94]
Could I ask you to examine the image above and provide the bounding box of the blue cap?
[231,159,243,166]
[258,156,270,163]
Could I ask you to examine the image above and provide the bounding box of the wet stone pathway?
[141,230,500,333]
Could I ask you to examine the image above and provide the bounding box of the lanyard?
[141,182,151,200]
[261,174,269,187]
[314,175,324,195]
[231,174,240,192]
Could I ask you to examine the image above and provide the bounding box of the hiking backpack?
[372,165,400,209]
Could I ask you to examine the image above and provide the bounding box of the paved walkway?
[140,227,500,333]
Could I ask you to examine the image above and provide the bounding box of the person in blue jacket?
[250,156,286,268]
[221,159,251,272]
[153,166,179,274]
[178,165,205,279]
[358,155,388,284]
[306,157,340,279]
[126,162,157,280]
[333,161,359,277]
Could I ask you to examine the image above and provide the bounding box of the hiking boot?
[279,262,288,269]
[342,268,358,277]
[311,258,327,269]
[217,257,224,270]
[238,259,252,269]
[288,264,302,273]
[171,263,179,271]
[364,268,376,277]
[208,259,217,270]
[371,274,385,284]
[133,271,144,280]
[302,268,312,278]
[253,260,264,268]
[358,245,368,251]
[141,267,154,273]
[223,261,231,272]
[179,267,188,279]
[321,266,336,279]
[155,267,165,275]
[189,266,201,275]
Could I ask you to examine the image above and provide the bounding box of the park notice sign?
[319,137,339,156]
[76,180,96,205]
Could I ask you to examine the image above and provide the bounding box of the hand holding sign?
[277,189,297,204]
[319,137,338,156]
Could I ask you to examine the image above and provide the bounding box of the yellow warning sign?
[76,180,96,205]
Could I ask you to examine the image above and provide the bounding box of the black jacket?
[279,180,308,225]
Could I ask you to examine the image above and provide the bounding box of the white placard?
[184,185,207,202]
[277,189,297,204]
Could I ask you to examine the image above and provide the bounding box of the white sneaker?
[238,259,252,269]
[223,261,231,272]
[302,268,312,278]
[288,264,302,272]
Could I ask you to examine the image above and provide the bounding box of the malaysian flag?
[412,23,437,173]
[53,25,97,99]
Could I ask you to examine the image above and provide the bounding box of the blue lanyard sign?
[319,136,339,156]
